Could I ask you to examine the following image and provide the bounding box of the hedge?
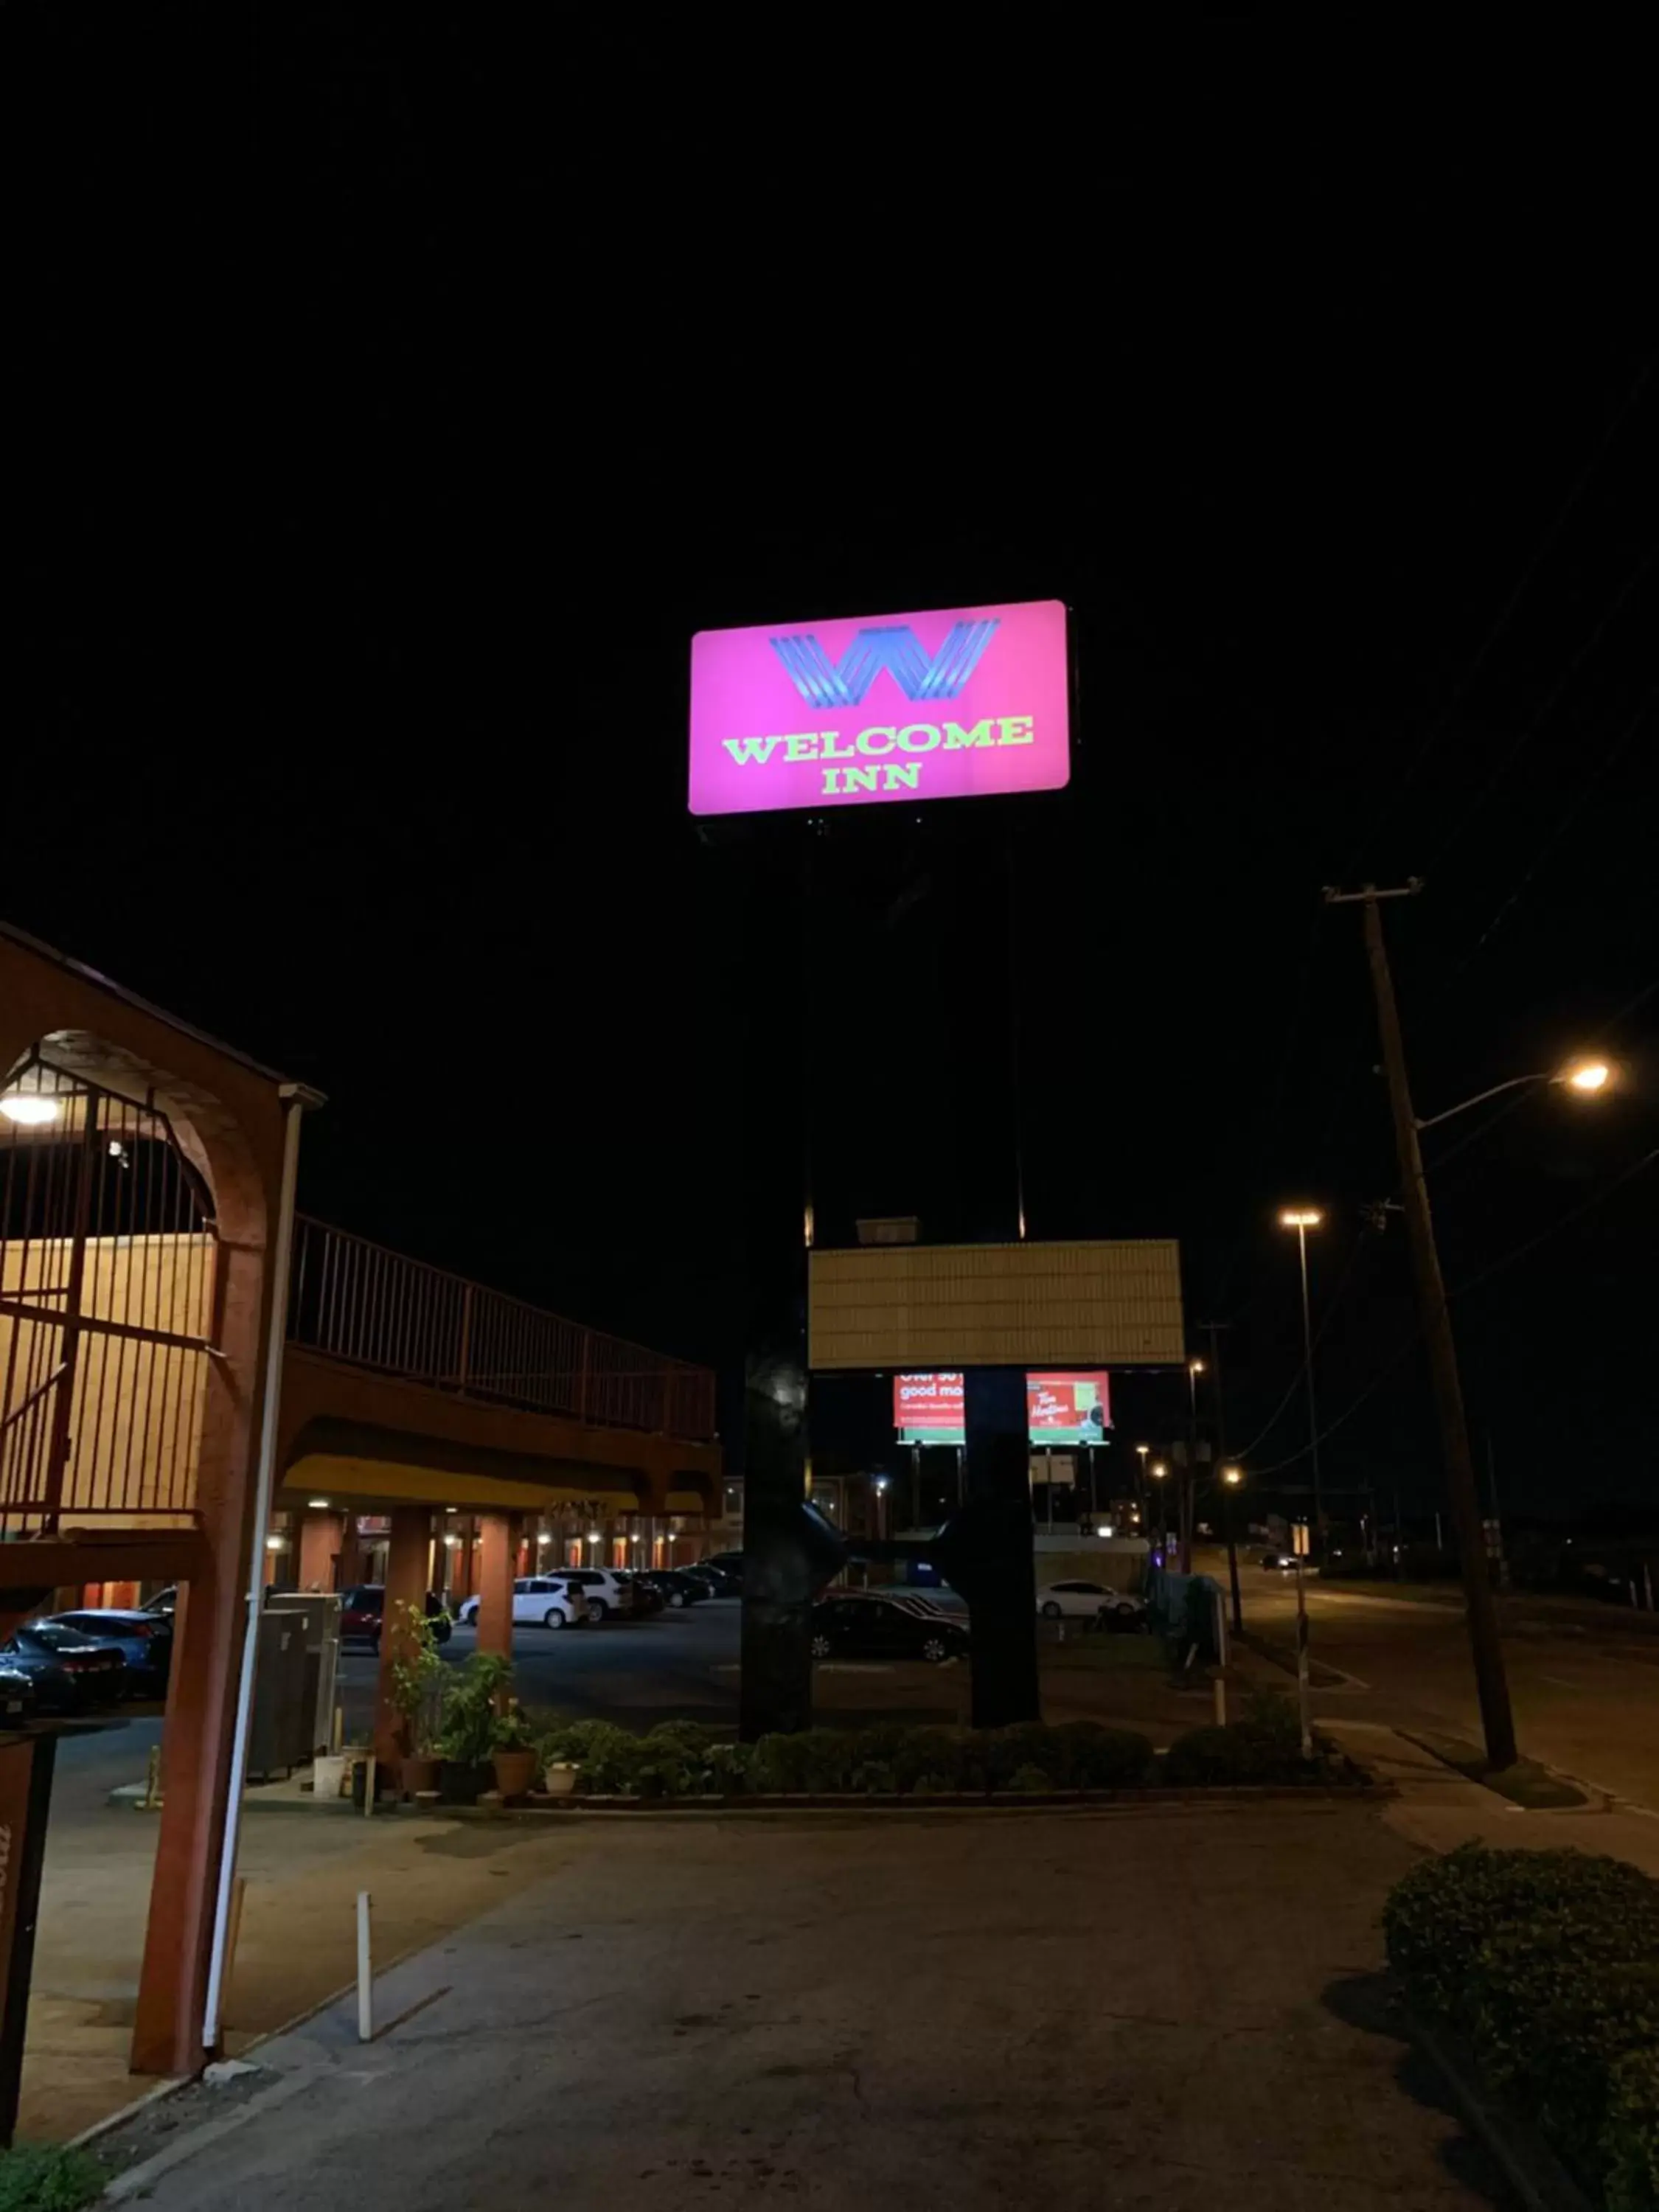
[535,1703,1334,1803]
[1383,1845,1659,2209]
[0,2146,105,2212]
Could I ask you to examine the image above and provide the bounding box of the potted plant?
[388,1598,447,1796]
[490,1703,539,1801]
[434,1650,513,1804]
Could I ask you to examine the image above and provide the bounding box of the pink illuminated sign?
[689,598,1070,818]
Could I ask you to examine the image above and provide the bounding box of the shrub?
[749,1728,864,1795]
[982,1721,1154,1791]
[434,1650,515,1767]
[1384,1846,1659,2206]
[538,1719,641,1791]
[0,2146,105,2212]
[1006,1764,1053,1795]
[1164,1691,1315,1786]
[1048,1721,1156,1790]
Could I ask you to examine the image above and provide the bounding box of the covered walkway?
[0,918,720,2093]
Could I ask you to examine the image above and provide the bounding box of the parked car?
[339,1586,454,1652]
[613,1574,664,1618]
[0,1665,35,1723]
[452,1576,593,1630]
[3,1623,126,1711]
[808,1594,968,1666]
[680,1562,740,1599]
[47,1608,174,1696]
[542,1568,631,1621]
[142,1585,178,1618]
[638,1569,707,1609]
[702,1551,745,1579]
[1036,1580,1145,1626]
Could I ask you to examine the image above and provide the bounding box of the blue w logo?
[770,618,999,707]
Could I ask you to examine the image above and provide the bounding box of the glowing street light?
[1222,1464,1242,1486]
[1279,1206,1324,1550]
[1416,1057,1616,1133]
[1563,1058,1611,1093]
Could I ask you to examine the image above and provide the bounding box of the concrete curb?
[1406,2008,1593,2212]
[100,2067,321,2204]
[116,1760,1390,1815]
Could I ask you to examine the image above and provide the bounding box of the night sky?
[11,18,1658,1521]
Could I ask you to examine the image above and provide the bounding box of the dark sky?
[10,18,1658,1519]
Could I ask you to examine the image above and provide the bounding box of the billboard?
[1027,1371,1111,1446]
[892,1371,964,1435]
[689,598,1070,818]
[894,1370,1112,1447]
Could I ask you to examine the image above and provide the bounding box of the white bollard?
[356,1891,373,2043]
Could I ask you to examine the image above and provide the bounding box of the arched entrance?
[0,1051,219,1543]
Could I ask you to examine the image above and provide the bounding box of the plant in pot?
[490,1703,540,1801]
[388,1599,448,1796]
[434,1650,514,1804]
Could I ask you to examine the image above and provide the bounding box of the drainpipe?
[201,1080,320,2052]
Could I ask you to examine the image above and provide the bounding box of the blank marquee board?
[808,1240,1185,1374]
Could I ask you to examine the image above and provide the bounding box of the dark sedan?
[338,1585,453,1652]
[638,1570,707,1609]
[48,1609,173,1697]
[681,1562,740,1599]
[0,1666,35,1724]
[4,1624,126,1711]
[809,1595,969,1666]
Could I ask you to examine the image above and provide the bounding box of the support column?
[373,1509,432,1773]
[957,1367,1041,1728]
[336,1516,367,1590]
[296,1510,343,1592]
[132,1222,270,2078]
[476,1513,519,1661]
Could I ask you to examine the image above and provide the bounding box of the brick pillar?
[475,1513,520,1661]
[373,1509,432,1773]
[296,1511,342,1591]
[337,1517,367,1589]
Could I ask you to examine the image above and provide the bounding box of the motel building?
[0,919,720,2108]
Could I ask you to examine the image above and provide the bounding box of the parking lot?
[337,1593,748,1736]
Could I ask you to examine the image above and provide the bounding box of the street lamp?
[1278,1208,1324,1554]
[873,1474,890,1540]
[1149,1460,1169,1561]
[1416,1055,1615,1132]
[1219,1464,1244,1633]
[1179,1359,1205,1573]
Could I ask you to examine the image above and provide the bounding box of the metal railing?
[0,1057,216,1534]
[286,1217,717,1443]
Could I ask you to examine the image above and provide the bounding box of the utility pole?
[1199,1319,1242,1633]
[1325,883,1517,1770]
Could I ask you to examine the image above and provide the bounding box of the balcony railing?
[287,1217,716,1444]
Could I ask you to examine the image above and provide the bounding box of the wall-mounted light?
[264,1534,288,1552]
[0,1093,59,1127]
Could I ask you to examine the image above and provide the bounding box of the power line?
[1230,1217,1376,1464]
[1242,1141,1659,1480]
[1422,534,1659,878]
[1440,681,1657,987]
[1334,344,1658,884]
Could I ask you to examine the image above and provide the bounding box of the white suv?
[455,1576,591,1630]
[549,1568,630,1621]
